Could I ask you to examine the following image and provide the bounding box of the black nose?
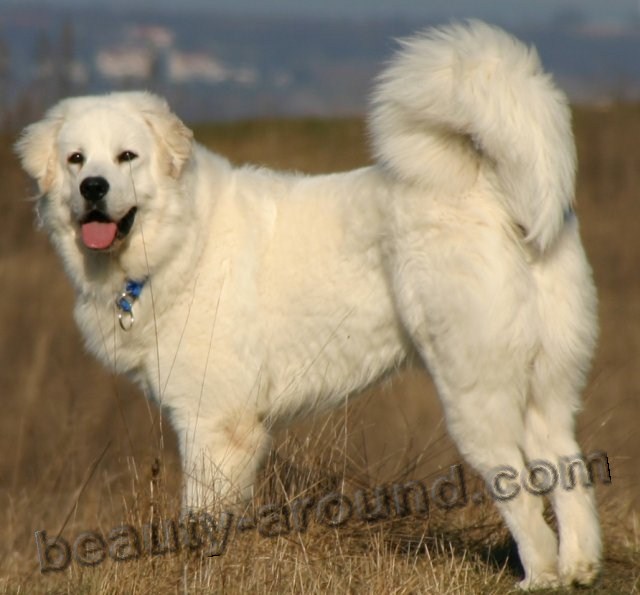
[80,177,110,203]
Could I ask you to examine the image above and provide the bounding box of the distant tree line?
[0,20,81,133]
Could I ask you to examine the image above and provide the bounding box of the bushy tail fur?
[369,20,575,252]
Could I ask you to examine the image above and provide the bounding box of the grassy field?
[0,107,639,593]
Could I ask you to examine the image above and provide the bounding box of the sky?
[4,0,640,26]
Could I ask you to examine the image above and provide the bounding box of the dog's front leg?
[173,409,273,511]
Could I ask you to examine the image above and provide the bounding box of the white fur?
[16,22,599,590]
[370,20,576,253]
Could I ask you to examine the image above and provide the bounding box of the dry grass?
[0,108,639,593]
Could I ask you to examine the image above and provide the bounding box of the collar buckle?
[116,279,146,331]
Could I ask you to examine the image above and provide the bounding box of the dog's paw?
[559,559,600,588]
[517,571,561,591]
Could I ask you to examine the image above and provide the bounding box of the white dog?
[17,22,600,589]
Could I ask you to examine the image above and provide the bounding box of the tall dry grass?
[0,110,638,593]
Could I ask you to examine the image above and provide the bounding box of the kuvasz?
[17,21,599,589]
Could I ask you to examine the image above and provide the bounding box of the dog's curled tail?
[369,20,575,253]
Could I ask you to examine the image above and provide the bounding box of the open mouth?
[79,207,137,251]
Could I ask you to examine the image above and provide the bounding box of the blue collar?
[115,278,147,331]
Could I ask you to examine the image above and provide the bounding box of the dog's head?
[16,92,193,257]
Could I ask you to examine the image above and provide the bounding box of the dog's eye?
[118,151,138,164]
[68,152,84,165]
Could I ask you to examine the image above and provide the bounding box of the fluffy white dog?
[17,22,599,589]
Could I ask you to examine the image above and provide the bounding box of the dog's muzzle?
[78,176,137,251]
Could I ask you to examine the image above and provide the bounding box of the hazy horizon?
[3,0,639,27]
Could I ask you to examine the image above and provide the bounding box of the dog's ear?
[15,107,66,193]
[135,93,194,178]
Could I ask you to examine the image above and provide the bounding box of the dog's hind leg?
[522,382,601,588]
[522,223,600,587]
[427,365,561,590]
[390,220,561,589]
[397,333,561,587]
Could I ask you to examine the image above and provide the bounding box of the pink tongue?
[81,221,118,250]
